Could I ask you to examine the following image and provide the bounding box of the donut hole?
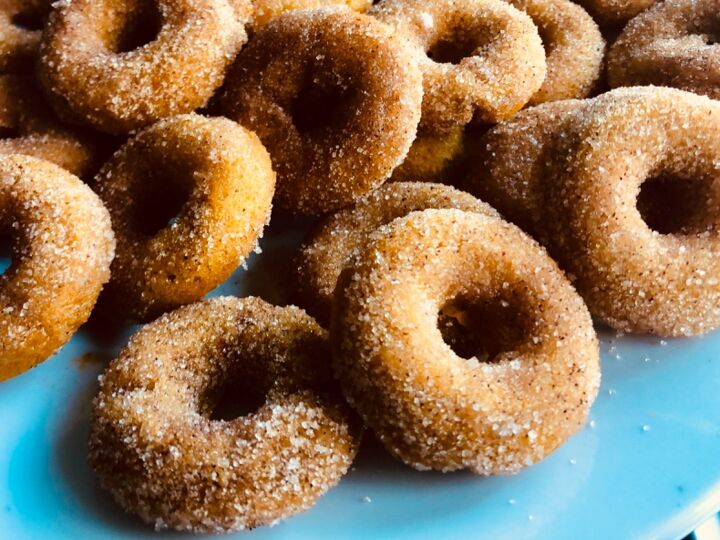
[0,126,20,139]
[112,2,162,53]
[427,32,480,64]
[438,293,532,361]
[131,174,192,236]
[0,228,13,276]
[11,10,45,32]
[290,82,356,135]
[637,174,717,235]
[207,367,268,421]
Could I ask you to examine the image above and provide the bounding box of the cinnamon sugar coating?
[37,0,251,134]
[332,209,600,473]
[94,114,275,322]
[0,154,115,381]
[90,296,360,533]
[219,8,423,216]
[251,0,372,29]
[0,0,49,72]
[575,0,655,26]
[607,0,720,100]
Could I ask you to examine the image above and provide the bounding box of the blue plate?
[1,220,719,540]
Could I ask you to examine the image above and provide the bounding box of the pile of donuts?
[0,0,718,533]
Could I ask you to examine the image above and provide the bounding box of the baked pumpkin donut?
[251,0,372,29]
[462,99,585,238]
[219,8,423,215]
[509,0,604,104]
[0,154,115,382]
[0,0,49,72]
[0,75,107,178]
[292,181,499,324]
[607,0,720,100]
[545,87,720,336]
[37,0,251,134]
[332,209,600,473]
[95,114,275,322]
[90,296,360,532]
[574,0,655,26]
[370,0,546,131]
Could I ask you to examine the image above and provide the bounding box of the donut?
[0,0,49,72]
[218,8,423,216]
[251,0,372,29]
[607,0,720,100]
[508,0,604,104]
[462,99,585,239]
[291,182,499,324]
[0,75,108,178]
[370,0,546,131]
[545,87,720,336]
[37,0,252,134]
[0,154,115,382]
[574,0,655,26]
[89,296,360,532]
[332,209,600,473]
[94,114,275,322]
[389,126,466,184]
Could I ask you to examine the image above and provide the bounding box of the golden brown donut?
[332,209,600,473]
[370,0,546,131]
[90,296,360,532]
[0,75,107,178]
[251,0,372,28]
[37,0,252,134]
[291,181,499,324]
[607,0,720,100]
[462,99,585,238]
[0,154,115,381]
[574,0,655,26]
[389,126,466,184]
[0,0,49,72]
[509,0,605,104]
[545,87,720,336]
[95,114,275,322]
[219,8,423,216]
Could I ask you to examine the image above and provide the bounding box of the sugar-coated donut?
[462,100,584,239]
[219,8,423,216]
[389,126,466,184]
[292,182,498,324]
[37,0,252,134]
[90,296,360,533]
[251,0,372,28]
[370,0,546,131]
[575,0,655,26]
[509,0,604,104]
[95,114,275,322]
[332,209,600,473]
[0,154,115,381]
[0,75,107,178]
[607,0,720,100]
[0,0,49,72]
[545,87,720,336]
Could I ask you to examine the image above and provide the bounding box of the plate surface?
[1,220,719,540]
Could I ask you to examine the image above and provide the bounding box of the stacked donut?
[0,0,718,534]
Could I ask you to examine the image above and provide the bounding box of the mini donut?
[219,8,423,216]
[89,296,360,532]
[508,0,605,104]
[389,126,466,184]
[545,87,720,336]
[370,0,546,131]
[607,0,720,100]
[251,0,372,29]
[291,181,499,324]
[462,99,585,239]
[94,114,275,322]
[574,0,655,26]
[0,0,49,72]
[0,75,107,178]
[0,154,115,382]
[37,0,252,134]
[332,209,600,473]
